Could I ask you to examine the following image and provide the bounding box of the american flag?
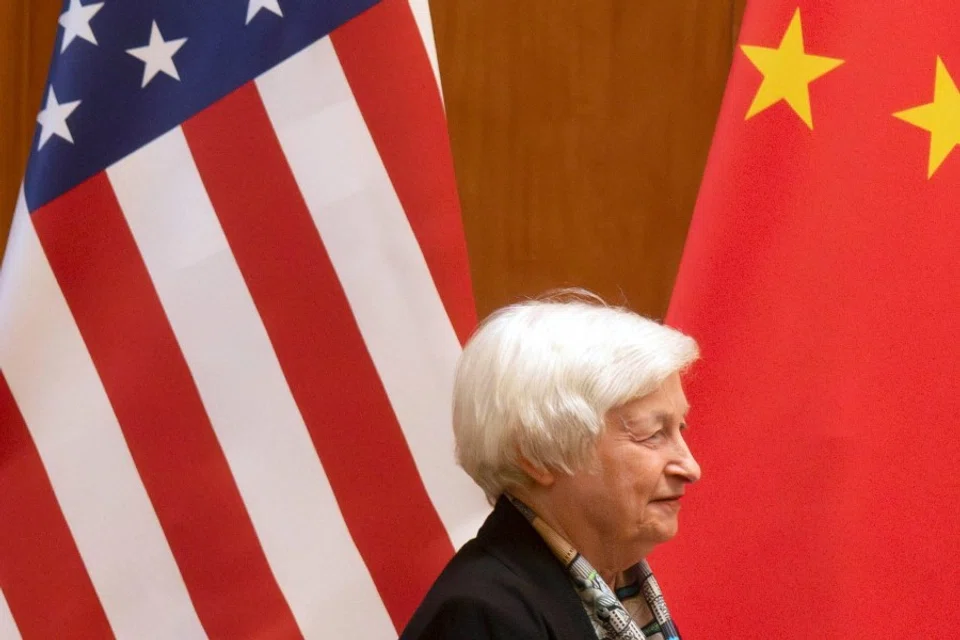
[0,0,490,637]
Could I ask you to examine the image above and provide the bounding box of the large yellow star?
[893,57,960,178]
[740,8,844,129]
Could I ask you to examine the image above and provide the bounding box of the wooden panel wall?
[0,0,60,258]
[0,1,746,320]
[430,0,746,319]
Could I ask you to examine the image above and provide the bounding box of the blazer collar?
[476,496,598,638]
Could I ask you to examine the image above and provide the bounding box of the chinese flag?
[655,1,960,636]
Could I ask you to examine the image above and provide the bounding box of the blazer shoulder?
[400,540,547,639]
[401,498,596,640]
[400,592,544,640]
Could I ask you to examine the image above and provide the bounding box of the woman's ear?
[516,454,556,487]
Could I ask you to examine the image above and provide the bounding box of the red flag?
[658,1,960,636]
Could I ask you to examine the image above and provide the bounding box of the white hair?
[453,290,699,503]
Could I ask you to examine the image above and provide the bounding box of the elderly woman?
[400,292,701,640]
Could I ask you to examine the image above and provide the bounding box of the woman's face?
[551,372,701,557]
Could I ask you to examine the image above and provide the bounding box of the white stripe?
[0,193,206,640]
[407,0,443,97]
[257,38,489,548]
[107,128,396,640]
[0,588,21,640]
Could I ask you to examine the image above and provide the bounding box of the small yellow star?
[893,57,960,178]
[740,8,844,129]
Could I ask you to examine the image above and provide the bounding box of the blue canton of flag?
[27,0,378,211]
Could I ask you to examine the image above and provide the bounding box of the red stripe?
[331,0,477,345]
[31,175,301,639]
[182,82,455,631]
[0,371,114,639]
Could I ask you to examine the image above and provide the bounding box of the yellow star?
[740,8,844,129]
[893,57,960,178]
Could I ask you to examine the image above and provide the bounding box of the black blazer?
[400,496,598,639]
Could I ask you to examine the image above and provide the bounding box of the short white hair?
[453,290,699,503]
